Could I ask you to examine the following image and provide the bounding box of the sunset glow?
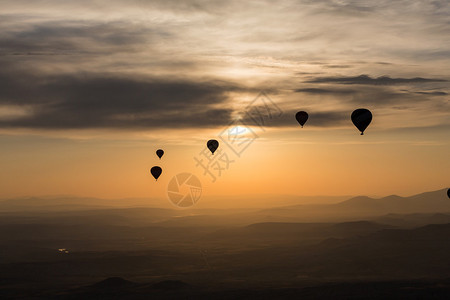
[0,0,448,203]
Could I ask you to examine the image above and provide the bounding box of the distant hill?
[0,194,350,211]
[373,213,450,228]
[0,207,190,227]
[0,196,165,211]
[91,277,136,289]
[336,189,450,214]
[304,223,450,278]
[0,188,448,226]
[210,223,450,280]
[259,188,450,222]
[200,221,395,248]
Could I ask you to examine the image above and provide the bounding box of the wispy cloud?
[0,0,448,133]
[294,88,356,94]
[414,91,448,96]
[306,75,447,85]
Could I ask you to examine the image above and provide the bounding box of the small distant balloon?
[156,149,164,159]
[207,139,219,155]
[351,108,372,135]
[150,166,162,181]
[295,111,308,128]
[447,188,450,199]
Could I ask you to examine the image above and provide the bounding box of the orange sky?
[0,122,448,200]
[0,1,448,202]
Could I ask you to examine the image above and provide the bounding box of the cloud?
[414,91,448,96]
[293,74,449,111]
[307,75,447,85]
[294,88,355,94]
[323,64,352,69]
[0,0,448,133]
[0,66,241,129]
[0,20,171,56]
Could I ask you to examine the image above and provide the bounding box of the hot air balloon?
[295,111,308,128]
[351,108,372,135]
[207,139,219,155]
[156,149,164,159]
[150,166,162,181]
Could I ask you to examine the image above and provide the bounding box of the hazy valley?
[0,188,449,298]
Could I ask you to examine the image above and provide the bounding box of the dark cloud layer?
[414,91,448,96]
[294,88,355,94]
[0,67,239,129]
[2,59,446,131]
[1,64,444,130]
[307,75,447,85]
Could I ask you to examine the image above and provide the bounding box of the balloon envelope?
[295,111,308,128]
[351,108,372,135]
[207,139,219,155]
[150,166,162,181]
[156,149,164,159]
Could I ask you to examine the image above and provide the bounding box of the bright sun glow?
[228,126,248,135]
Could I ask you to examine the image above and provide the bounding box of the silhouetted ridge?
[339,196,374,205]
[332,220,393,230]
[92,277,134,288]
[333,189,450,214]
[245,222,323,230]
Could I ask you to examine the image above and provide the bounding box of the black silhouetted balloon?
[447,188,450,199]
[351,108,372,135]
[207,139,219,155]
[150,166,162,181]
[295,111,308,128]
[156,149,164,159]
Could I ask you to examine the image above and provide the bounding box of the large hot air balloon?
[156,149,164,159]
[207,139,219,155]
[351,108,372,135]
[295,111,308,128]
[150,166,162,181]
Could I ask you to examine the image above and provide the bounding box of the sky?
[0,0,448,201]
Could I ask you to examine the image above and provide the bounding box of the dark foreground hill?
[10,278,450,299]
[1,222,450,299]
